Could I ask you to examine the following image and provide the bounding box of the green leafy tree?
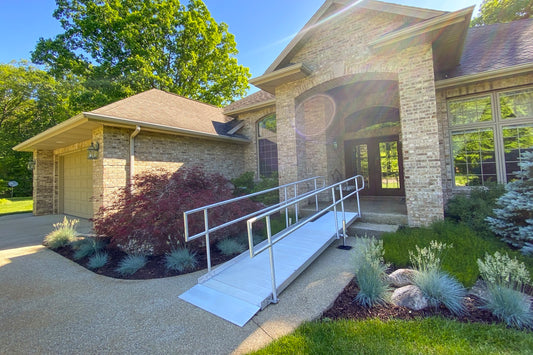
[0,62,75,196]
[472,0,533,26]
[32,0,250,106]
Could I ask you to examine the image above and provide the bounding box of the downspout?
[130,126,141,188]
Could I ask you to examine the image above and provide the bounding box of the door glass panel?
[379,141,400,189]
[354,144,369,189]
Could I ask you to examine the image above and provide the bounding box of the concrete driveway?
[0,213,356,354]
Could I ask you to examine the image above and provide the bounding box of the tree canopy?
[32,0,250,107]
[472,0,533,26]
[0,62,77,196]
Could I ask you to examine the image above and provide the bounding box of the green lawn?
[0,197,33,215]
[252,318,533,355]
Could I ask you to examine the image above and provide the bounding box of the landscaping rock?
[391,285,428,310]
[388,268,418,287]
[468,279,490,300]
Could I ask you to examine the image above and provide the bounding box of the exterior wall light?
[87,142,100,160]
[332,140,338,151]
[27,160,36,170]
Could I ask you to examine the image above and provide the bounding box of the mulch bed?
[52,245,235,280]
[320,278,502,325]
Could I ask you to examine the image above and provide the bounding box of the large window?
[258,114,278,177]
[448,87,533,186]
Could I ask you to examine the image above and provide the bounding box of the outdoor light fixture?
[87,142,100,160]
[27,160,36,170]
[332,140,338,151]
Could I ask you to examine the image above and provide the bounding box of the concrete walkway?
[0,214,356,354]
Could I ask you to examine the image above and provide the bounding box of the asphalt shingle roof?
[445,18,533,79]
[90,89,237,137]
[224,90,275,113]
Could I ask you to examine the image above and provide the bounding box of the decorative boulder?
[388,268,418,287]
[391,285,428,310]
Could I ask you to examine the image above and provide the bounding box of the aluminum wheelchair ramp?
[179,211,359,327]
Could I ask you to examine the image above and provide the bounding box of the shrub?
[487,151,533,253]
[93,167,264,255]
[481,286,533,329]
[477,252,530,292]
[115,255,147,275]
[217,238,245,256]
[87,252,109,269]
[413,269,466,315]
[71,237,106,260]
[231,171,280,205]
[43,216,79,249]
[445,183,504,237]
[353,238,391,307]
[164,248,198,272]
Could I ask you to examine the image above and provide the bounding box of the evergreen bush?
[445,183,504,237]
[231,171,280,205]
[487,151,533,253]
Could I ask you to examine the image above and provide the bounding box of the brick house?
[15,0,533,226]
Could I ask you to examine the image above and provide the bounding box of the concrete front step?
[361,212,408,225]
[348,222,399,237]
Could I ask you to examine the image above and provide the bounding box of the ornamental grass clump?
[410,241,466,315]
[217,238,245,256]
[477,252,532,329]
[43,216,79,249]
[87,252,109,269]
[115,254,147,275]
[164,248,198,272]
[71,237,106,260]
[353,237,391,307]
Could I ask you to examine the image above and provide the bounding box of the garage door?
[62,150,93,219]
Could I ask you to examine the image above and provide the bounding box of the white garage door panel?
[63,151,93,219]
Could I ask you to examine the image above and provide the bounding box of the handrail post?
[314,178,318,211]
[294,184,299,223]
[266,215,278,304]
[204,209,211,273]
[331,186,340,239]
[284,187,289,228]
[355,177,361,217]
[340,184,347,246]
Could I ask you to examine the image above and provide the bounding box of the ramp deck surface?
[179,211,358,326]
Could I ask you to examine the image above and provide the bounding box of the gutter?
[130,126,141,186]
[83,112,250,144]
[435,63,533,90]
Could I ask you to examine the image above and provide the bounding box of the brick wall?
[270,8,444,225]
[33,150,54,215]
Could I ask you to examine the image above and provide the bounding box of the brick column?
[398,44,444,226]
[33,150,54,215]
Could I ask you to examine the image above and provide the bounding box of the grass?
[0,197,33,215]
[164,248,198,272]
[382,220,533,287]
[115,254,147,275]
[252,317,533,355]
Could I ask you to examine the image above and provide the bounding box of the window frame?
[448,86,533,187]
[256,113,278,177]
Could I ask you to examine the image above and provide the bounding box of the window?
[257,114,278,177]
[448,87,533,187]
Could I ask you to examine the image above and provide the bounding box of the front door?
[345,136,404,196]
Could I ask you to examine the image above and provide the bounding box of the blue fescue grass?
[87,252,109,269]
[164,248,198,272]
[115,254,147,275]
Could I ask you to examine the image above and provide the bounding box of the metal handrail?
[183,176,326,272]
[246,175,365,303]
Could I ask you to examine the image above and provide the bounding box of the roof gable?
[265,0,447,74]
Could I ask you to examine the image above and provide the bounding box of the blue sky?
[0,0,481,86]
